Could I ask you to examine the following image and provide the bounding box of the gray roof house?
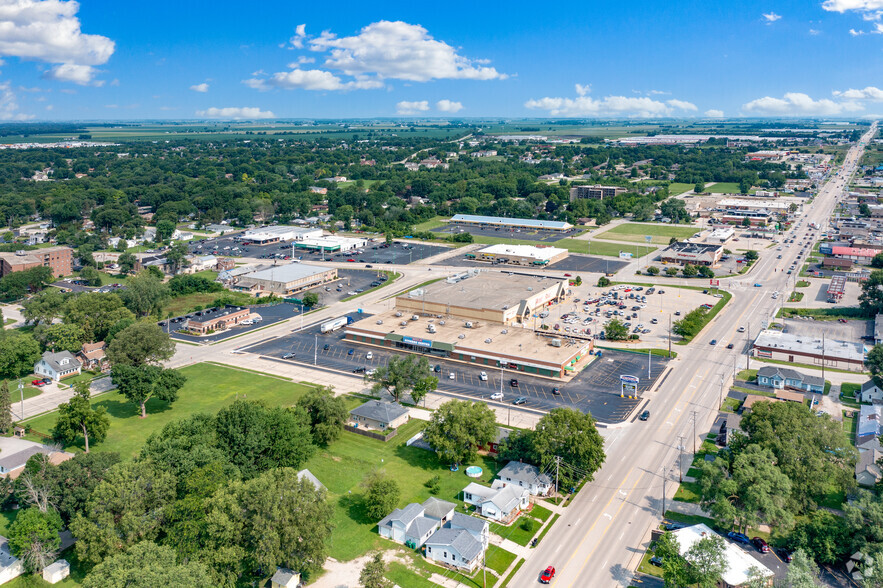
[349,401,409,431]
[270,567,300,588]
[857,448,883,488]
[377,499,444,549]
[33,351,81,382]
[462,480,530,523]
[497,461,554,496]
[861,380,883,404]
[756,366,825,394]
[422,497,455,524]
[424,527,484,572]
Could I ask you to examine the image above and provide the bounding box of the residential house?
[424,528,484,572]
[462,480,530,523]
[0,538,23,585]
[756,366,825,394]
[484,427,511,455]
[670,524,773,587]
[861,379,883,404]
[78,342,108,372]
[857,448,883,488]
[34,351,81,382]
[857,404,883,486]
[269,567,300,588]
[422,497,455,525]
[377,499,447,549]
[497,461,553,496]
[719,413,743,447]
[349,401,409,431]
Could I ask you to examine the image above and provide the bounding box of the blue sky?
[3,0,883,120]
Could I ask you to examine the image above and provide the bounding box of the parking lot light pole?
[314,334,318,366]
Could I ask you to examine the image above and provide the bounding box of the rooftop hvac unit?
[501,329,508,334]
[484,338,492,344]
[458,334,466,339]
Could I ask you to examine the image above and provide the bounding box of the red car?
[540,566,555,584]
[563,273,571,277]
[346,259,355,262]
[751,537,770,553]
[31,380,44,387]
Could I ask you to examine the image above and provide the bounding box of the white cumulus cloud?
[0,0,114,85]
[190,83,209,93]
[525,88,699,117]
[763,12,782,22]
[704,109,725,118]
[196,106,275,119]
[0,82,32,120]
[575,83,591,96]
[666,99,697,111]
[396,100,429,114]
[244,68,383,91]
[436,99,463,113]
[834,86,883,100]
[289,23,307,48]
[822,0,883,13]
[742,92,863,115]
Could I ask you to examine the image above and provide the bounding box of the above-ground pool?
[465,466,482,478]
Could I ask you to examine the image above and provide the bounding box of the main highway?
[506,123,876,587]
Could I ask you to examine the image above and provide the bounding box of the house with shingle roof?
[78,341,108,372]
[424,527,484,572]
[462,480,529,523]
[296,469,326,493]
[756,366,824,394]
[33,351,81,382]
[270,567,300,588]
[860,379,883,404]
[497,461,553,496]
[349,400,409,431]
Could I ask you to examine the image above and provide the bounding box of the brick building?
[0,247,72,278]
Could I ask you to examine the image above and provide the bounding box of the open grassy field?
[555,238,656,258]
[667,183,695,196]
[593,223,698,245]
[23,363,316,459]
[702,182,742,194]
[413,217,449,232]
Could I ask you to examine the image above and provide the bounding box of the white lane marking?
[603,513,612,520]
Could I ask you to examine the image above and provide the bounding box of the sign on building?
[620,374,639,397]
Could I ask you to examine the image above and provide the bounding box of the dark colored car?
[352,367,366,373]
[639,410,650,421]
[650,556,663,567]
[539,566,555,584]
[434,365,441,373]
[710,339,717,346]
[775,548,792,563]
[41,378,51,385]
[323,344,330,351]
[663,522,687,531]
[752,537,770,553]
[727,531,751,544]
[510,379,518,387]
[513,397,527,405]
[348,349,354,355]
[726,343,734,349]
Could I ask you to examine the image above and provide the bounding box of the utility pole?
[668,313,672,357]
[719,374,725,409]
[691,410,698,455]
[17,379,23,421]
[648,347,651,378]
[821,333,826,384]
[314,334,318,365]
[746,323,750,371]
[678,436,684,482]
[554,455,561,495]
[662,468,668,516]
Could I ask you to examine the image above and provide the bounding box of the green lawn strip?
[702,182,742,193]
[22,363,316,459]
[530,504,553,523]
[796,280,811,288]
[341,271,401,301]
[490,516,539,547]
[843,414,857,447]
[596,345,677,359]
[777,307,868,321]
[789,292,804,302]
[202,361,296,381]
[413,217,449,232]
[557,238,656,258]
[308,419,502,561]
[500,558,525,587]
[485,545,517,576]
[410,553,497,588]
[674,291,732,345]
[673,482,701,504]
[386,561,442,588]
[753,356,865,375]
[663,511,717,528]
[667,183,694,196]
[532,513,560,548]
[636,549,663,578]
[817,486,846,510]
[162,291,254,317]
[736,369,757,382]
[721,397,741,413]
[734,387,776,398]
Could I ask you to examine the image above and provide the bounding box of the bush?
[520,517,536,533]
[167,274,223,296]
[597,276,611,287]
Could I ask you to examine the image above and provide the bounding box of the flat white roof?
[298,236,366,246]
[243,226,322,239]
[719,199,790,210]
[242,263,335,283]
[754,329,865,362]
[671,524,773,586]
[449,214,572,230]
[478,244,567,261]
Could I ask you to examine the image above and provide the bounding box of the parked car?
[650,556,663,567]
[480,372,488,381]
[348,349,354,355]
[510,379,519,387]
[490,391,504,401]
[551,387,560,395]
[727,531,751,544]
[512,397,527,405]
[31,379,44,387]
[540,567,555,584]
[639,410,650,421]
[775,548,792,563]
[752,537,770,553]
[366,352,373,360]
[448,372,455,380]
[282,352,296,359]
[41,378,51,385]
[323,344,330,351]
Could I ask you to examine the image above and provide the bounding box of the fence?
[345,425,397,442]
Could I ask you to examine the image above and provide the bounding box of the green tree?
[0,266,54,299]
[665,267,679,276]
[646,266,660,276]
[697,266,714,278]
[120,271,169,317]
[673,307,708,339]
[739,179,751,194]
[0,332,41,379]
[70,461,176,565]
[868,345,883,386]
[297,386,347,446]
[359,552,391,588]
[83,541,213,588]
[422,400,496,465]
[603,318,629,341]
[861,202,872,217]
[117,252,136,275]
[742,217,752,227]
[164,242,189,275]
[682,263,698,278]
[366,354,437,404]
[43,452,122,525]
[363,471,400,520]
[786,510,848,565]
[52,381,110,453]
[744,250,759,262]
[574,275,583,286]
[106,322,175,367]
[155,220,176,242]
[656,533,691,587]
[597,276,610,287]
[685,533,727,588]
[111,365,186,418]
[532,408,606,490]
[214,400,315,478]
[0,380,11,434]
[786,548,821,587]
[302,291,319,308]
[861,271,883,317]
[873,253,883,270]
[43,323,86,353]
[694,182,705,194]
[62,293,134,342]
[80,266,103,287]
[7,507,62,572]
[21,289,67,325]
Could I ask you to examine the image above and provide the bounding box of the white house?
[497,461,554,496]
[424,528,484,572]
[670,524,773,587]
[377,498,456,549]
[462,480,529,523]
[0,538,22,585]
[861,380,883,404]
[34,351,81,382]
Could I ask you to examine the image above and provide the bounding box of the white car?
[490,391,504,400]
[366,352,373,360]
[479,372,488,381]
[449,372,456,380]
[737,326,745,333]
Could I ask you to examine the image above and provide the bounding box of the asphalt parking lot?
[164,303,302,343]
[301,269,393,307]
[431,224,581,243]
[433,252,629,275]
[782,316,871,342]
[242,315,668,423]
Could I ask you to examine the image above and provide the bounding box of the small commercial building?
[349,401,409,431]
[474,244,568,266]
[752,329,866,372]
[756,366,824,394]
[0,246,72,278]
[669,524,773,587]
[707,227,735,243]
[827,275,847,302]
[294,235,367,252]
[447,214,572,232]
[569,185,627,201]
[241,226,322,245]
[184,306,251,334]
[828,246,877,265]
[659,242,723,266]
[229,263,337,296]
[718,198,790,213]
[720,211,771,227]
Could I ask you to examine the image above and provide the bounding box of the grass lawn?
[777,307,868,321]
[789,292,804,302]
[5,547,86,587]
[737,369,757,382]
[413,217,448,232]
[667,183,694,196]
[491,516,540,547]
[843,413,857,447]
[485,545,517,575]
[386,562,441,588]
[22,363,317,459]
[304,418,502,562]
[502,559,525,586]
[593,223,698,245]
[558,238,656,258]
[817,487,846,510]
[342,271,401,302]
[673,481,701,504]
[703,182,742,194]
[675,290,732,345]
[796,280,811,288]
[410,551,498,588]
[530,504,553,523]
[663,511,717,528]
[636,549,663,578]
[160,290,258,317]
[533,513,559,547]
[721,397,741,413]
[189,269,219,281]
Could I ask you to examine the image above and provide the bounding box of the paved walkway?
[15,375,115,421]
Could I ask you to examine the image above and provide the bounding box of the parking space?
[432,252,629,274]
[782,316,871,342]
[242,317,667,423]
[431,223,581,243]
[301,269,392,307]
[163,303,301,343]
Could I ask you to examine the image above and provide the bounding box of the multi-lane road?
[507,122,876,587]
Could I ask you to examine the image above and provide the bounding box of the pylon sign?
[620,374,639,397]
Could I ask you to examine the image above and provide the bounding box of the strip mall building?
[344,273,592,378]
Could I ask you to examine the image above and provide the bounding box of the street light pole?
[314,334,318,365]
